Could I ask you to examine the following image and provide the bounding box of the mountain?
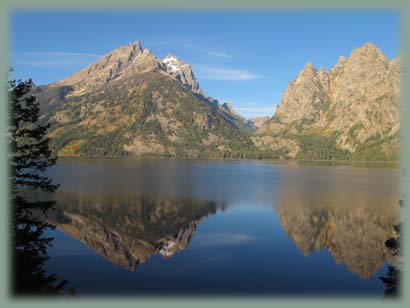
[34,41,400,161]
[254,42,401,161]
[34,40,255,158]
[249,116,269,128]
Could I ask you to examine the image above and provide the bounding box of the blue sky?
[10,11,399,119]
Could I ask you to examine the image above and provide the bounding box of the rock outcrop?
[54,41,164,92]
[258,42,401,160]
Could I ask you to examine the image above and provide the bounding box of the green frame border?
[1,0,409,307]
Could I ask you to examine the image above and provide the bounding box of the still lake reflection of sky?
[44,158,400,295]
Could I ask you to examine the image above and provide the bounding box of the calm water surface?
[44,158,400,295]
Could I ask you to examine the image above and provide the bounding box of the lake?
[43,158,400,296]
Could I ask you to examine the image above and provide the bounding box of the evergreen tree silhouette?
[9,77,69,295]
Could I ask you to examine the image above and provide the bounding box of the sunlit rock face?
[258,42,401,159]
[276,202,399,278]
[54,41,165,92]
[48,193,222,271]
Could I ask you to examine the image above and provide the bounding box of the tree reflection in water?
[379,200,402,297]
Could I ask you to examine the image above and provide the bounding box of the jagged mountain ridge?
[254,42,401,161]
[34,41,400,161]
[162,53,204,96]
[34,40,256,157]
[160,54,255,132]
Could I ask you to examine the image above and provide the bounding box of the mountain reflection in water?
[48,191,399,279]
[273,166,400,279]
[276,203,399,278]
[49,193,226,271]
[42,159,400,294]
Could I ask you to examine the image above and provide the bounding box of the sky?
[10,11,399,119]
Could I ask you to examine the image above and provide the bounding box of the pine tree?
[9,77,68,295]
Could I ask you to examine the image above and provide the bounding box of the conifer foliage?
[9,77,67,295]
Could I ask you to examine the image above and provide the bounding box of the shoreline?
[55,155,400,169]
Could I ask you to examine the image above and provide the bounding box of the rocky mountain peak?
[97,40,143,67]
[353,42,385,56]
[114,40,143,61]
[162,54,203,95]
[272,61,330,127]
[261,42,400,159]
[54,40,147,90]
[294,62,319,83]
[163,53,183,72]
[305,62,315,69]
[348,42,388,67]
[330,42,390,96]
[35,38,256,158]
[91,39,144,71]
[301,62,316,73]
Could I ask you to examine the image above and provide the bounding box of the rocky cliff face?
[54,41,164,92]
[272,62,330,126]
[258,42,401,160]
